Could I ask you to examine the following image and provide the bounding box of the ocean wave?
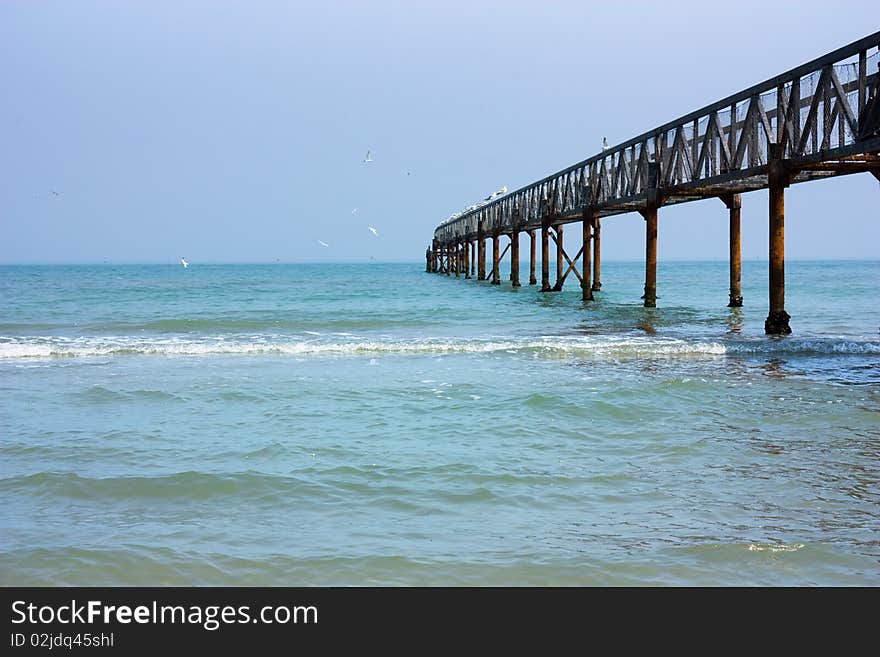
[73,317,434,334]
[0,335,876,360]
[0,470,322,502]
[0,335,725,359]
[747,543,806,553]
[724,339,880,355]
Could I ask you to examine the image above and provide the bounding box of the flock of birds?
[44,135,615,269]
[169,137,611,268]
[177,150,382,266]
[323,138,607,249]
[35,134,616,270]
[314,150,381,250]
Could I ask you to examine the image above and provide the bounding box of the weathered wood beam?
[541,216,551,292]
[559,245,584,286]
[640,205,658,307]
[582,212,593,301]
[528,229,537,285]
[722,193,743,307]
[795,162,880,174]
[511,230,521,287]
[766,144,791,334]
[491,234,500,285]
[592,216,601,291]
[477,231,486,281]
[498,242,511,264]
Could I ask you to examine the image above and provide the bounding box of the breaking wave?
[0,334,877,360]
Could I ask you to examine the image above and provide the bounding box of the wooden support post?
[464,239,470,279]
[641,206,658,307]
[454,241,460,277]
[445,244,451,276]
[724,194,743,307]
[528,230,537,285]
[425,247,431,272]
[582,213,593,301]
[510,230,521,287]
[471,241,476,277]
[766,144,791,334]
[641,161,660,307]
[491,234,501,285]
[553,224,564,291]
[477,226,486,281]
[541,219,551,292]
[591,217,601,291]
[858,49,867,117]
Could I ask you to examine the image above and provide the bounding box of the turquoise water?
[1,261,878,585]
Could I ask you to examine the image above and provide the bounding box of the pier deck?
[426,32,880,334]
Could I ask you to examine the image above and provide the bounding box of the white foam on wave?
[747,543,805,553]
[0,342,54,358]
[0,335,726,359]
[725,339,880,355]
[0,334,876,360]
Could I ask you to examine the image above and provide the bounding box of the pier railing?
[434,31,880,242]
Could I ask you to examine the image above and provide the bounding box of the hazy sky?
[1,1,878,263]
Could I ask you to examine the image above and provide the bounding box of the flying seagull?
[180,257,189,268]
[318,240,330,247]
[494,186,508,196]
[368,225,378,236]
[351,208,358,214]
[363,150,373,163]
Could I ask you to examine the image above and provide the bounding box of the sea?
[1,261,878,586]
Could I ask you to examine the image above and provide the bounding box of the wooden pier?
[426,32,880,334]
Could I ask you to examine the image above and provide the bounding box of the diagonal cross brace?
[549,230,583,284]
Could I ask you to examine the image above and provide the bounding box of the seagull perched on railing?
[602,137,610,151]
[484,185,509,201]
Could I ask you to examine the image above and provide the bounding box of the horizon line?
[1,257,878,266]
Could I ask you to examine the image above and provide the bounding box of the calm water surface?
[1,261,878,585]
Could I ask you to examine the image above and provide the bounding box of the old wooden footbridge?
[425,32,880,334]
